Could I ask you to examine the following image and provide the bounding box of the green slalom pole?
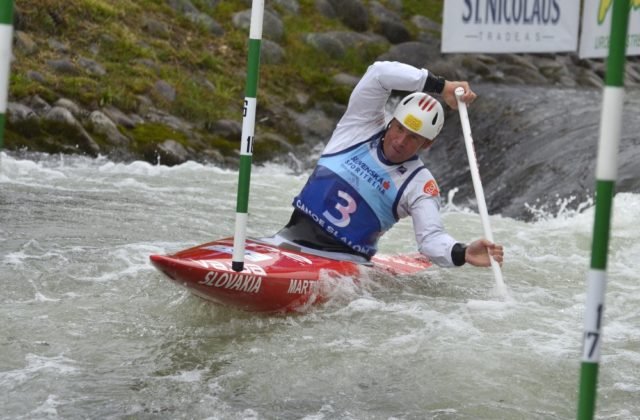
[232,0,263,272]
[0,0,14,151]
[577,1,630,419]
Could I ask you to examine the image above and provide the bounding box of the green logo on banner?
[599,0,640,24]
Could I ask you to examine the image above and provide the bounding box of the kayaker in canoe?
[265,61,504,268]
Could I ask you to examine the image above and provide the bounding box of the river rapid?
[1,152,639,419]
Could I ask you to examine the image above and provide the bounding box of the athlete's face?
[382,119,433,163]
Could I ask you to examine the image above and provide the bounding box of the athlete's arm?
[325,61,430,154]
[408,195,458,267]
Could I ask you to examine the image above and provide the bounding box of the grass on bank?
[8,0,443,160]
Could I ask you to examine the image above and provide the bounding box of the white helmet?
[392,92,444,140]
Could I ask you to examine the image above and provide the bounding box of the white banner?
[442,0,581,54]
[579,0,640,58]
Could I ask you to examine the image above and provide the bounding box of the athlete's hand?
[465,239,503,267]
[441,81,476,110]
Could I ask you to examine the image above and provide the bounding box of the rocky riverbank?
[5,0,640,169]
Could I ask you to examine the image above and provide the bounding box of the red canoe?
[150,237,431,313]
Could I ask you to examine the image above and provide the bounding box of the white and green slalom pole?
[577,1,630,419]
[0,0,14,152]
[232,0,264,272]
[455,87,507,297]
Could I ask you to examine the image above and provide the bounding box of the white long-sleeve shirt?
[321,61,458,267]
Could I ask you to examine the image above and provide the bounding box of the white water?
[1,152,639,419]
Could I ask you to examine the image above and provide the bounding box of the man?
[267,61,503,268]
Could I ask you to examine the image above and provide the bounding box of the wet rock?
[537,57,566,81]
[202,148,225,165]
[47,59,80,75]
[26,95,51,115]
[461,55,493,77]
[43,106,101,156]
[44,106,76,126]
[499,64,548,85]
[153,80,176,103]
[89,111,130,146]
[272,0,300,15]
[626,63,640,84]
[145,108,192,133]
[14,31,37,55]
[502,54,539,72]
[88,43,99,57]
[558,75,578,88]
[315,0,337,18]
[377,41,442,69]
[327,0,368,32]
[333,72,360,87]
[186,12,224,36]
[26,70,45,83]
[305,31,388,58]
[131,58,161,73]
[54,98,84,118]
[142,18,171,38]
[167,0,199,15]
[153,140,190,166]
[78,57,106,76]
[135,95,153,115]
[576,69,604,88]
[474,54,499,66]
[7,102,37,123]
[370,1,410,44]
[428,57,466,81]
[415,30,441,48]
[386,0,403,12]
[332,31,387,48]
[411,15,441,33]
[295,92,310,106]
[233,9,284,42]
[202,0,220,8]
[288,107,335,144]
[206,119,242,141]
[261,39,286,64]
[103,106,138,129]
[304,33,346,58]
[260,132,293,151]
[47,39,69,54]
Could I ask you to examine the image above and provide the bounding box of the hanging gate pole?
[0,0,14,151]
[232,0,264,272]
[577,1,630,419]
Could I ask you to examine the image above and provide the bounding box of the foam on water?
[1,152,639,418]
[0,354,79,386]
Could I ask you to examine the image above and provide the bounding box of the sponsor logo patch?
[423,179,440,197]
[403,114,423,132]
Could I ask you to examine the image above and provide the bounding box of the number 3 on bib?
[323,190,356,227]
